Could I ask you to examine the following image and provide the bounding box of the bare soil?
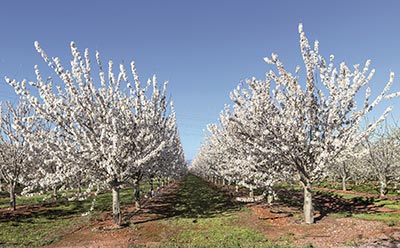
[45,182,182,248]
[220,184,400,248]
[245,203,400,247]
[0,201,67,221]
[7,179,400,248]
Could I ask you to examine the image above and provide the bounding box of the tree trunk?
[267,189,274,205]
[380,178,387,196]
[9,183,16,211]
[235,185,239,192]
[342,176,347,191]
[134,181,141,209]
[333,174,337,188]
[249,187,254,198]
[78,181,82,194]
[76,181,82,199]
[303,180,314,224]
[53,186,58,200]
[149,178,154,197]
[112,186,122,225]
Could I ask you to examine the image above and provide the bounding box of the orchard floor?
[10,175,400,247]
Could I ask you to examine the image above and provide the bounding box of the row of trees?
[0,42,186,225]
[331,123,400,195]
[190,24,399,224]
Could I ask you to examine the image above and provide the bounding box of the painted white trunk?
[149,178,154,197]
[134,181,141,209]
[267,189,274,204]
[249,187,254,198]
[303,181,314,224]
[112,187,121,225]
[53,186,58,200]
[9,183,16,211]
[380,178,387,196]
[342,176,347,191]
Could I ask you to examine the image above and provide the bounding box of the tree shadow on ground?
[173,174,241,218]
[129,174,241,224]
[0,200,87,223]
[277,187,379,222]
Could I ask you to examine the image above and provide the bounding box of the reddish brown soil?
[4,181,400,248]
[45,182,182,248]
[215,184,400,248]
[315,186,400,201]
[0,201,60,221]
[244,203,400,247]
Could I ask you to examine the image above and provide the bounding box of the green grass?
[0,183,155,247]
[0,179,160,210]
[317,180,400,196]
[0,201,91,247]
[124,174,298,248]
[319,190,400,211]
[352,213,400,226]
[331,191,364,200]
[0,199,90,247]
[349,183,399,196]
[374,199,400,210]
[129,243,296,248]
[327,195,400,226]
[0,214,85,247]
[0,191,52,209]
[162,217,296,248]
[11,176,400,247]
[172,174,241,218]
[166,217,270,247]
[159,175,297,248]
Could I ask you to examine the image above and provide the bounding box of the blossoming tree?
[6,42,186,225]
[192,24,397,224]
[363,124,400,196]
[0,100,40,210]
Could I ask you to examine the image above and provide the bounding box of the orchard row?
[190,24,400,224]
[0,42,186,225]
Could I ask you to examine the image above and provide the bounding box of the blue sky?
[1,1,400,159]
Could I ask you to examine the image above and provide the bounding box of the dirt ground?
[34,181,400,248]
[44,182,182,248]
[247,204,400,247]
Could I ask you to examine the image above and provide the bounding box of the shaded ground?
[48,176,243,247]
[0,201,84,222]
[245,203,400,247]
[276,187,400,221]
[216,183,400,247]
[2,175,400,247]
